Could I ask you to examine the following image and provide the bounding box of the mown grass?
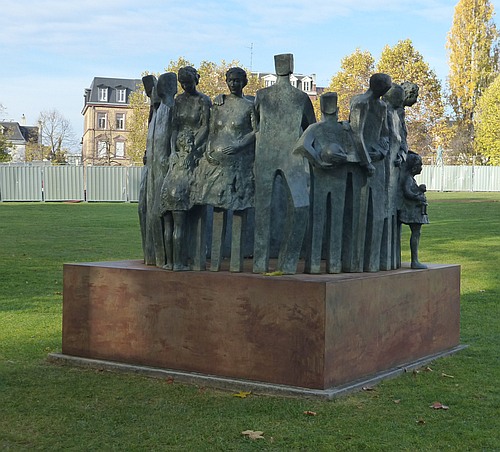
[0,194,499,451]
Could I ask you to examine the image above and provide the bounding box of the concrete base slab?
[49,345,467,398]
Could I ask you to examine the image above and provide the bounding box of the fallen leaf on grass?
[233,391,252,398]
[430,402,449,410]
[393,399,401,404]
[303,410,317,416]
[416,418,426,425]
[441,372,455,379]
[362,386,375,391]
[166,377,175,384]
[424,366,433,372]
[242,430,265,440]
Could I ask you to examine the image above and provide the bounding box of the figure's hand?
[221,144,238,155]
[394,156,402,167]
[314,157,333,169]
[205,152,219,165]
[419,184,427,192]
[213,94,226,106]
[362,162,376,177]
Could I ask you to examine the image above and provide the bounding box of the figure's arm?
[301,97,316,131]
[194,97,211,152]
[222,104,257,155]
[293,125,332,169]
[349,99,375,176]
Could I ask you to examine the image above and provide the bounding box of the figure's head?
[401,81,419,107]
[226,67,248,96]
[178,66,200,94]
[142,75,157,98]
[383,83,405,108]
[406,152,423,175]
[369,73,392,97]
[157,72,177,99]
[274,53,294,76]
[320,92,338,116]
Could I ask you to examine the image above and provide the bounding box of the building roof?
[0,121,38,144]
[83,77,142,113]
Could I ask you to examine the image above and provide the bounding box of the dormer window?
[117,88,126,103]
[98,87,108,102]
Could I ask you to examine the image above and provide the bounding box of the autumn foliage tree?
[474,73,500,164]
[376,39,445,161]
[325,49,375,121]
[446,0,499,161]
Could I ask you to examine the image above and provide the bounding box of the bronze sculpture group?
[139,53,428,274]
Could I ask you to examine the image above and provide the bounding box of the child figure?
[398,152,429,269]
[160,130,196,271]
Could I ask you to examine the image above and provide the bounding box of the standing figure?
[348,73,392,272]
[399,81,420,159]
[161,130,196,270]
[149,72,177,268]
[170,66,211,270]
[294,92,355,273]
[139,75,156,264]
[253,53,316,274]
[144,75,161,266]
[382,83,406,270]
[399,153,429,269]
[199,67,257,272]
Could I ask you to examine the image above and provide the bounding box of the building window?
[115,141,125,157]
[97,112,107,129]
[97,141,108,158]
[303,81,311,92]
[115,113,125,130]
[265,80,275,87]
[117,88,126,103]
[98,87,108,102]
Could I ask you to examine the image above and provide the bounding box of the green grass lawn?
[0,194,499,451]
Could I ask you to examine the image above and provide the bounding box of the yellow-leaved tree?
[324,48,375,121]
[446,0,499,162]
[376,39,446,162]
[474,73,500,164]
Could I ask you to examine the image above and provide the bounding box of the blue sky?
[1,0,498,145]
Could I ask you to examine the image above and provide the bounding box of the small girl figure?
[399,152,429,269]
[160,130,196,271]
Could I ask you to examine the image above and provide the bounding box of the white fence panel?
[0,165,43,201]
[127,166,144,202]
[418,166,440,191]
[2,164,500,202]
[86,166,128,202]
[473,166,500,191]
[44,166,85,201]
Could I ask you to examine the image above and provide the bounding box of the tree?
[0,129,12,162]
[36,110,76,164]
[377,39,446,161]
[127,82,150,164]
[166,57,263,99]
[474,73,500,164]
[325,48,375,121]
[0,103,12,162]
[446,0,499,160]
